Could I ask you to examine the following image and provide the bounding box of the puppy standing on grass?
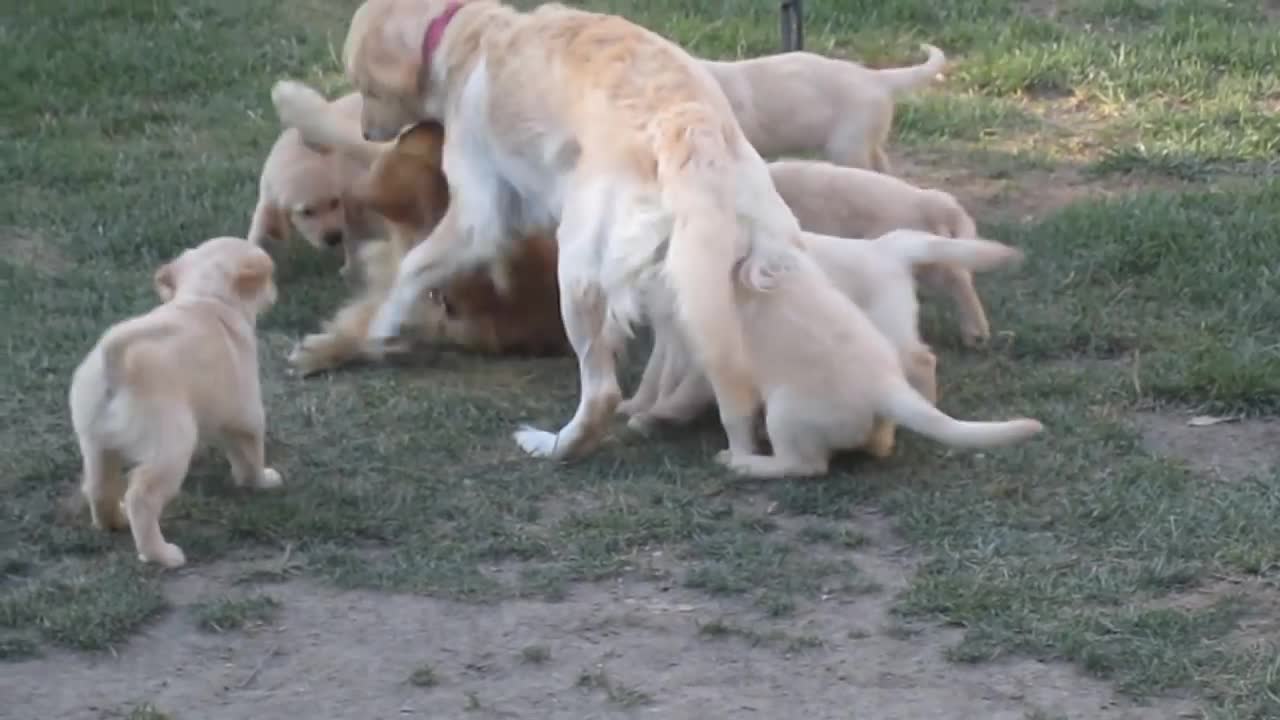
[68,237,282,568]
[248,92,381,278]
[703,44,946,171]
[769,159,995,347]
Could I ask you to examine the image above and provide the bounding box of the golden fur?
[247,92,381,277]
[702,44,946,171]
[625,231,1041,478]
[768,158,995,347]
[342,0,806,462]
[68,237,281,568]
[269,80,569,376]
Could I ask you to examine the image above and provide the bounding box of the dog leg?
[223,427,283,491]
[515,191,622,460]
[124,457,191,569]
[80,440,127,531]
[628,367,714,434]
[617,329,669,418]
[368,208,473,349]
[864,418,897,459]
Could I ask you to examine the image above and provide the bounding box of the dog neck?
[421,1,463,65]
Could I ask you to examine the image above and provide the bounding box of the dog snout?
[323,230,344,247]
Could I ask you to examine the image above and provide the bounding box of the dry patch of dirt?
[3,512,1197,720]
[2,228,72,275]
[1135,412,1280,483]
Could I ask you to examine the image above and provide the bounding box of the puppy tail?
[100,320,174,387]
[873,43,947,95]
[271,79,385,165]
[875,228,1023,274]
[881,376,1044,448]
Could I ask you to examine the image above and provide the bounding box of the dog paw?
[513,427,560,458]
[91,501,130,532]
[714,449,736,466]
[625,413,658,436]
[140,542,187,569]
[256,468,284,490]
[368,302,405,347]
[960,327,991,349]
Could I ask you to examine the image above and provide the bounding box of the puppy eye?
[328,198,340,211]
[299,207,315,217]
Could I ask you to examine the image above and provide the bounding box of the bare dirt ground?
[4,512,1197,720]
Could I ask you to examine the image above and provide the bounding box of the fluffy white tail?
[873,44,947,95]
[874,229,1023,274]
[100,320,173,387]
[880,376,1043,448]
[270,79,384,164]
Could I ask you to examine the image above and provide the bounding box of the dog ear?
[153,262,177,301]
[234,251,276,299]
[248,197,291,246]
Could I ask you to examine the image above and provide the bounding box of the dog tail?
[880,375,1043,448]
[873,43,947,95]
[271,79,384,165]
[100,319,173,387]
[874,228,1023,274]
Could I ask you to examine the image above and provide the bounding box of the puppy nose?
[323,231,344,247]
[362,129,377,141]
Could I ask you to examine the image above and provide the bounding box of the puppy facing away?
[768,159,994,347]
[702,44,946,171]
[343,0,808,463]
[621,230,1025,460]
[247,91,381,277]
[68,237,281,568]
[269,80,568,376]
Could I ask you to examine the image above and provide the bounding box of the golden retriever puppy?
[621,230,1024,459]
[269,81,569,376]
[768,158,994,347]
[247,91,382,277]
[702,44,946,172]
[68,237,281,568]
[710,242,1041,479]
[344,0,806,462]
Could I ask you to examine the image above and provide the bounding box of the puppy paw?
[960,327,991,349]
[713,449,736,466]
[625,413,657,435]
[140,542,187,569]
[91,501,130,532]
[513,427,560,458]
[256,468,284,490]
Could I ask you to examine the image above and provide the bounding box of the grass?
[408,663,440,688]
[192,593,281,633]
[575,668,654,708]
[1,0,1278,718]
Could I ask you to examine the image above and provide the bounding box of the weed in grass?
[520,644,551,665]
[408,664,439,688]
[193,594,280,634]
[576,668,654,708]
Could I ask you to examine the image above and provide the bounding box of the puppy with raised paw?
[68,237,282,568]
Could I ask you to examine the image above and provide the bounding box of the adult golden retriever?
[342,0,804,461]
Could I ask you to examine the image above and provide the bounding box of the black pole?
[780,0,804,52]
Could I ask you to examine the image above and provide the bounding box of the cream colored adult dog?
[248,92,381,277]
[621,230,1026,461]
[69,237,281,568]
[343,0,804,461]
[769,159,994,347]
[703,44,946,171]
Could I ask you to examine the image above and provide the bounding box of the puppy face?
[253,129,364,253]
[350,121,449,229]
[344,0,447,141]
[156,237,278,314]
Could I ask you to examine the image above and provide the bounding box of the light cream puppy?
[343,0,805,462]
[68,237,282,568]
[702,44,946,172]
[622,230,1022,450]
[712,242,1042,479]
[769,158,994,347]
[248,91,382,277]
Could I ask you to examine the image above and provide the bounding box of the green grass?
[2,0,1279,718]
[192,594,281,633]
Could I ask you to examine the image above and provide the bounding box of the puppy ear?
[234,251,276,299]
[153,263,177,301]
[300,138,334,156]
[248,197,291,245]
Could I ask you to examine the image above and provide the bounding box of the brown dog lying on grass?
[270,80,568,376]
[68,237,282,568]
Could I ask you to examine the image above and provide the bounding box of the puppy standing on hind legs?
[69,237,283,568]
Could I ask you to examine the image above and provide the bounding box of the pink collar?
[422,1,463,63]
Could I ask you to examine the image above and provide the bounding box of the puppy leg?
[79,440,127,531]
[514,191,622,460]
[617,329,669,418]
[715,395,829,478]
[919,264,990,347]
[223,426,283,491]
[870,145,892,174]
[864,418,896,459]
[628,368,714,433]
